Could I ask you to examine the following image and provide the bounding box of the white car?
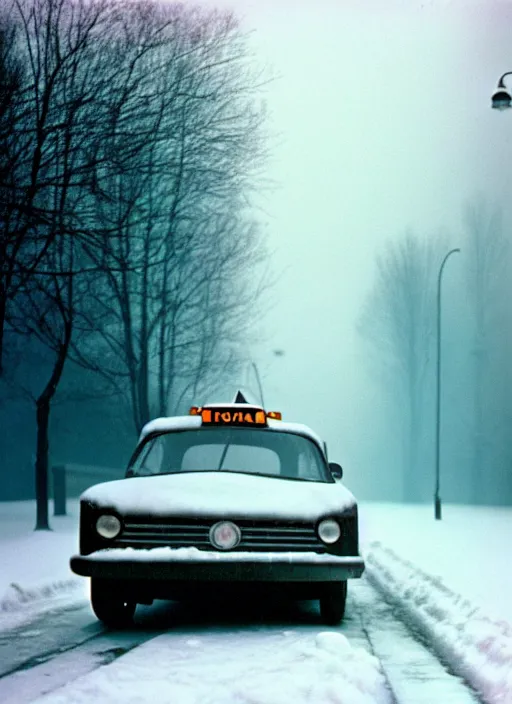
[70,394,365,628]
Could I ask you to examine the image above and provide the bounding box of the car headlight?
[96,514,122,540]
[318,519,341,544]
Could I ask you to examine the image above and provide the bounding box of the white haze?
[180,0,512,499]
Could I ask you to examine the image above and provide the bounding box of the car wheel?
[90,579,136,629]
[319,580,347,625]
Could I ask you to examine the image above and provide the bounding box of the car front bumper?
[70,548,365,582]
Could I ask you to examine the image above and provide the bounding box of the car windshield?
[128,428,331,483]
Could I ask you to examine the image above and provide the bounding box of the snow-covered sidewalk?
[0,500,86,630]
[359,503,512,704]
[365,542,512,704]
[359,502,512,624]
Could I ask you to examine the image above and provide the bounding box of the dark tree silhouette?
[1,0,270,527]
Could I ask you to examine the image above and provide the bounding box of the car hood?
[81,471,357,521]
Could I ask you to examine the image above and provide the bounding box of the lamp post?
[491,72,512,110]
[250,351,285,408]
[434,248,460,520]
[251,362,265,407]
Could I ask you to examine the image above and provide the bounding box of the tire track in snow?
[357,577,481,703]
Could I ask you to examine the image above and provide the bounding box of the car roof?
[138,415,326,455]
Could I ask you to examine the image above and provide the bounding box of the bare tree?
[2,0,269,529]
[0,12,26,374]
[358,231,440,501]
[463,198,508,503]
[72,3,269,433]
[5,0,117,529]
[158,213,268,417]
[0,0,132,368]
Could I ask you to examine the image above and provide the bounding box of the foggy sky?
[195,0,512,497]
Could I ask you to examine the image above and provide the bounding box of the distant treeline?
[359,199,512,506]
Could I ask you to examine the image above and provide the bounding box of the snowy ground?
[0,501,86,630]
[359,502,512,624]
[360,503,512,704]
[29,630,391,704]
[1,499,512,703]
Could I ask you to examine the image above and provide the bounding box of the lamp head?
[492,88,512,110]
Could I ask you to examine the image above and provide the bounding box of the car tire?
[90,579,136,629]
[319,580,347,625]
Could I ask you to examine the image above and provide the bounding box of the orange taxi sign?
[201,407,267,426]
[189,404,282,426]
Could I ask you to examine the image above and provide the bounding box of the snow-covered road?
[0,577,479,704]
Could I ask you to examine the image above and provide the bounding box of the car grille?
[113,518,325,553]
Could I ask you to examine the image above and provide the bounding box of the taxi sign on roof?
[189,390,282,427]
[202,406,267,426]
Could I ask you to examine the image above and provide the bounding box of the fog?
[2,0,512,507]
[205,0,512,501]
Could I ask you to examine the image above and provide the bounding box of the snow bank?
[365,541,512,704]
[0,501,86,631]
[0,579,79,612]
[0,579,84,632]
[31,630,393,704]
[359,502,512,625]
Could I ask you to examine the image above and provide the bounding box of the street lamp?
[491,72,512,110]
[434,248,460,521]
[249,350,285,407]
[251,361,265,407]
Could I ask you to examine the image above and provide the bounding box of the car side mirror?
[329,462,343,480]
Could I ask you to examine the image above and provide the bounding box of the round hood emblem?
[209,521,241,551]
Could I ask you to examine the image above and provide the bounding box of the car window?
[182,444,280,475]
[298,443,322,480]
[136,440,164,475]
[129,428,331,482]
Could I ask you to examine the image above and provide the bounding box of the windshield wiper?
[217,432,231,470]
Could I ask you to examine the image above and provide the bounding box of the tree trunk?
[34,331,71,530]
[0,289,5,375]
[35,395,51,530]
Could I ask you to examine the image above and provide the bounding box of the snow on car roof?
[139,414,326,452]
[139,415,202,442]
